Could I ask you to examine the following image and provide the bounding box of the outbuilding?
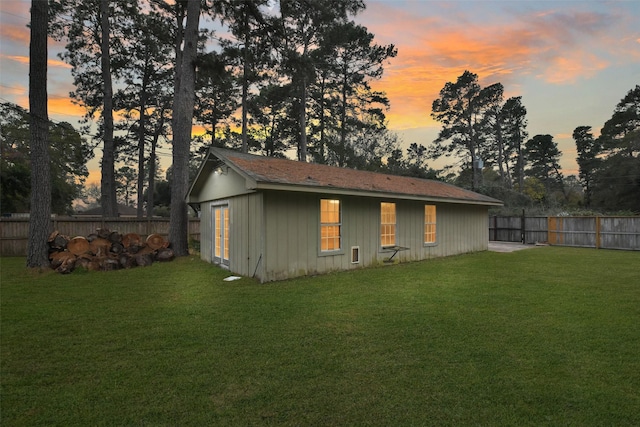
[187,147,502,282]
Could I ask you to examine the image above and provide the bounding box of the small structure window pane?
[424,205,436,244]
[320,199,341,251]
[214,209,221,258]
[223,208,230,259]
[380,202,396,247]
[213,204,230,265]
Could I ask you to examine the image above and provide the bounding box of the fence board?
[491,215,640,251]
[600,217,640,250]
[0,218,200,257]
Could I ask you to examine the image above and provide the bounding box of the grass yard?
[1,247,639,426]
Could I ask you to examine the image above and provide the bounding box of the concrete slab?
[488,241,537,253]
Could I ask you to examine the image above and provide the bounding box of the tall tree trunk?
[136,56,150,218]
[495,119,507,186]
[146,106,166,219]
[298,76,308,162]
[516,129,524,192]
[100,0,117,218]
[466,113,480,190]
[26,0,51,268]
[241,13,249,153]
[169,0,200,256]
[338,72,348,167]
[318,75,327,163]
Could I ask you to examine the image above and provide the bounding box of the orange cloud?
[3,54,29,64]
[0,24,29,44]
[1,54,71,69]
[48,97,88,120]
[1,82,26,97]
[538,52,609,85]
[362,4,629,132]
[49,58,72,69]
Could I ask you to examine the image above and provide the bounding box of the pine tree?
[26,0,51,268]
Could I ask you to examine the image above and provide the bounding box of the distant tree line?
[428,72,639,214]
[0,102,91,215]
[573,85,640,213]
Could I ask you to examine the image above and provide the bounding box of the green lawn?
[2,247,639,426]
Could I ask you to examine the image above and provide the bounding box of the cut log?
[155,247,175,262]
[122,233,142,248]
[127,244,142,254]
[87,259,102,271]
[134,252,154,267]
[75,256,92,270]
[100,257,121,271]
[96,228,111,239]
[89,237,111,257]
[108,231,122,244]
[50,251,76,274]
[50,251,73,268]
[67,236,90,255]
[48,230,59,243]
[47,227,176,273]
[119,253,137,269]
[110,242,125,254]
[48,232,69,251]
[136,245,155,256]
[146,233,166,250]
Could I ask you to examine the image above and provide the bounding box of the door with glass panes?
[212,204,229,266]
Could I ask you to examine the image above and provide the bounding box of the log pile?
[48,228,175,274]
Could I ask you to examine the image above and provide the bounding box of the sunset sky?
[1,0,639,184]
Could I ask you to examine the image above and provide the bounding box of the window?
[424,205,436,244]
[380,202,396,247]
[320,199,341,251]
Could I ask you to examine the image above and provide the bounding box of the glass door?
[212,205,230,266]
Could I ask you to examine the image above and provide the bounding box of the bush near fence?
[0,218,200,257]
[489,216,640,251]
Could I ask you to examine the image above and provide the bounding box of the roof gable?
[189,148,502,206]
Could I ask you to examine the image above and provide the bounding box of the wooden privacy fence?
[489,215,547,244]
[489,215,640,251]
[0,218,200,257]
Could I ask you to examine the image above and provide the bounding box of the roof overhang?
[250,182,503,206]
[188,147,503,207]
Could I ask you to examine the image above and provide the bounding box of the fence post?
[595,216,601,249]
[521,209,525,244]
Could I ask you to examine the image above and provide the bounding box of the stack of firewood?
[48,228,175,274]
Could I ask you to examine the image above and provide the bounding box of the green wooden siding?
[200,192,263,278]
[258,192,489,282]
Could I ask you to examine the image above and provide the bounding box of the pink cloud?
[359,3,633,130]
[539,53,609,85]
[0,23,29,44]
[2,55,71,69]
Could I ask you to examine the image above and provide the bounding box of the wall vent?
[351,246,360,264]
